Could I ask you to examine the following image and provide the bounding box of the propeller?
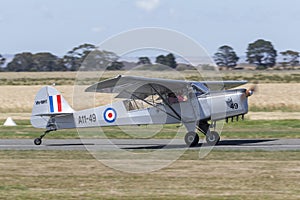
[245,84,258,97]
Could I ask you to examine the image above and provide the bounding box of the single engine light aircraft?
[31,75,254,146]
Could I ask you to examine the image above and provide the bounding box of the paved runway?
[0,138,299,151]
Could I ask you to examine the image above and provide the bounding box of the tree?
[6,52,66,71]
[280,50,299,68]
[246,39,277,69]
[213,45,239,69]
[0,54,5,68]
[155,55,167,65]
[165,53,177,68]
[6,52,34,71]
[81,49,119,71]
[32,53,66,71]
[62,44,119,71]
[107,61,124,70]
[155,53,177,68]
[137,56,151,65]
[62,43,97,71]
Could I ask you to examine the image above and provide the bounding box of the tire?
[206,131,220,146]
[34,138,42,145]
[184,132,199,147]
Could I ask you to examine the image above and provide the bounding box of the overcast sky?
[1,0,300,56]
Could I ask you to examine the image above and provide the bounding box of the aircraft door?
[179,87,201,123]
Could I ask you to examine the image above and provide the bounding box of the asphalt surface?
[0,138,299,151]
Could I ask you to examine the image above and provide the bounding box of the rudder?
[31,86,74,128]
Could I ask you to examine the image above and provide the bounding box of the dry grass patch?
[1,71,300,116]
[1,83,300,113]
[245,83,300,112]
[0,150,299,200]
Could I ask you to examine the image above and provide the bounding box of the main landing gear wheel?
[206,131,220,146]
[185,131,199,147]
[34,138,42,145]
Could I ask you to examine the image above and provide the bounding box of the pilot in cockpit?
[168,93,178,104]
[168,91,186,104]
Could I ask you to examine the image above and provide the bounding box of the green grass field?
[1,119,300,139]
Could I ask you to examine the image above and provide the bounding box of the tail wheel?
[33,129,53,146]
[185,131,199,147]
[34,138,42,145]
[206,131,220,146]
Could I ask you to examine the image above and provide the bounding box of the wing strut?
[148,84,182,120]
[122,90,181,121]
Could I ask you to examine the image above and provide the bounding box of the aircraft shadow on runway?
[42,139,276,149]
[121,139,277,150]
[46,143,94,146]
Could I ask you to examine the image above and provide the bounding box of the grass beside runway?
[1,119,299,199]
[0,119,300,139]
[221,119,300,138]
[0,150,299,200]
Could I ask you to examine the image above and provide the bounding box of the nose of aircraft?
[246,85,257,97]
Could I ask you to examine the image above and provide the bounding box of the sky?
[1,0,300,57]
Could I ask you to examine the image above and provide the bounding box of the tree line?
[214,39,299,70]
[0,39,299,71]
[0,43,178,72]
[0,44,125,72]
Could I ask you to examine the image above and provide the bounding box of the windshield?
[191,82,209,96]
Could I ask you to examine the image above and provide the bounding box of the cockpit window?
[191,83,209,96]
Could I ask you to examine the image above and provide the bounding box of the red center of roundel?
[108,113,113,118]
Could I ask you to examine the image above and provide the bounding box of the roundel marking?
[103,108,117,123]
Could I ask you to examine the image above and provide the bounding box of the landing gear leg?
[34,130,52,145]
[34,117,57,146]
[198,120,220,146]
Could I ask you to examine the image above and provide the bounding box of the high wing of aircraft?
[31,75,253,146]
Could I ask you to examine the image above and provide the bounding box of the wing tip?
[84,74,123,93]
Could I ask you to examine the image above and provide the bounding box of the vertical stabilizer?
[31,86,74,129]
[32,86,73,116]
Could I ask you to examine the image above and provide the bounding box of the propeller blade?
[246,85,257,97]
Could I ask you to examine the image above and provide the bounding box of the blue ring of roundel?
[103,107,117,123]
